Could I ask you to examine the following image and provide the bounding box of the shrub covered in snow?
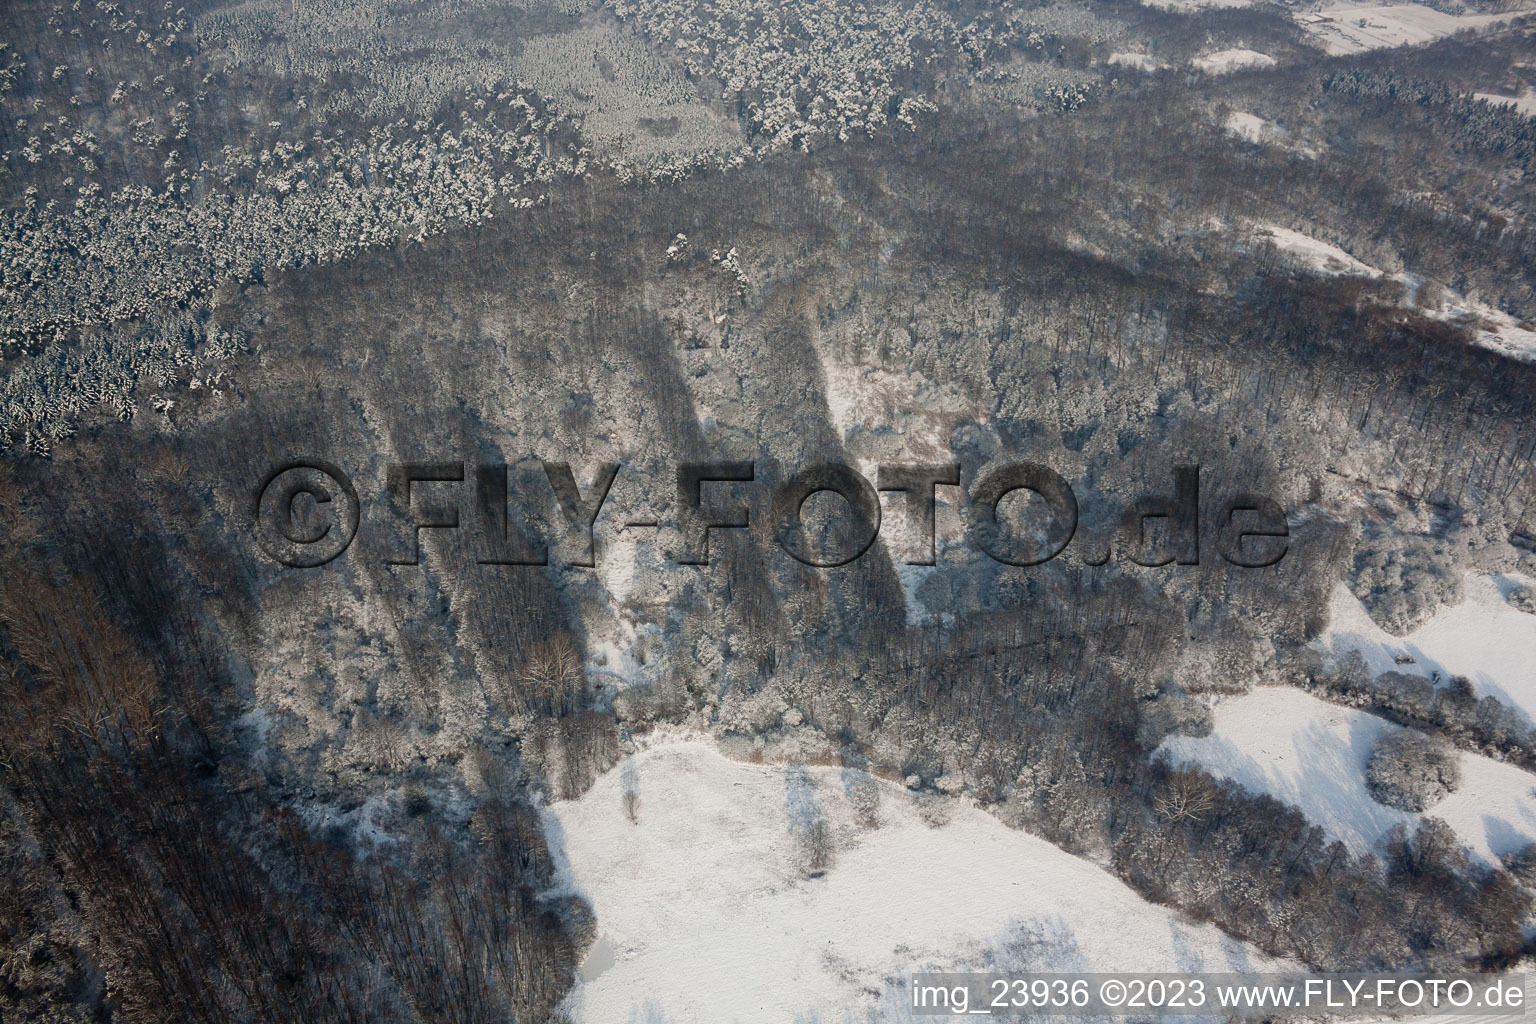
[1299,662,1536,769]
[1507,585,1536,615]
[1365,730,1462,811]
[914,791,953,828]
[1351,528,1466,635]
[842,768,882,828]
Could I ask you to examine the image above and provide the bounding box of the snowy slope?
[1160,688,1536,862]
[1446,302,1536,362]
[1256,225,1378,275]
[544,739,1288,1024]
[1317,574,1536,724]
[1234,223,1536,360]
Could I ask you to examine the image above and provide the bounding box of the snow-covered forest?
[6,0,1536,1020]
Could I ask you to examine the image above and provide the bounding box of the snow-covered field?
[1318,574,1536,724]
[1192,49,1275,74]
[539,576,1536,1020]
[1300,3,1521,55]
[1160,688,1536,863]
[544,740,1286,1024]
[819,361,979,461]
[510,22,743,167]
[1451,303,1536,362]
[1164,571,1536,863]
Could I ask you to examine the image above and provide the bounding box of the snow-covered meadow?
[1255,225,1379,276]
[1161,572,1536,864]
[543,740,1287,1024]
[1160,687,1536,863]
[1300,3,1524,55]
[1318,574,1536,724]
[1192,49,1275,74]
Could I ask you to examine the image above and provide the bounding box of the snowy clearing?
[544,739,1286,1024]
[1317,575,1536,725]
[1437,298,1536,362]
[1142,0,1254,10]
[1192,49,1275,73]
[510,22,743,166]
[1301,3,1521,55]
[1238,226,1536,360]
[1475,91,1536,118]
[1255,224,1378,276]
[819,361,979,460]
[1160,688,1536,862]
[1224,113,1318,157]
[1225,111,1274,144]
[1108,51,1166,72]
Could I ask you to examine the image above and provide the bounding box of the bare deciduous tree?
[519,633,586,716]
[622,755,641,824]
[802,818,833,875]
[1154,769,1217,824]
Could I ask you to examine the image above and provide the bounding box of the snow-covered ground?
[1225,111,1274,144]
[1225,113,1319,156]
[1446,301,1536,362]
[1162,572,1536,863]
[1317,574,1536,725]
[544,739,1286,1024]
[1256,224,1378,276]
[1237,224,1536,361]
[1108,51,1167,72]
[1476,91,1536,118]
[1160,688,1536,863]
[1300,2,1521,55]
[1143,0,1255,9]
[1192,49,1275,74]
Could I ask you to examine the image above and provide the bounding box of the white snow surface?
[1238,225,1536,361]
[1142,0,1253,10]
[1108,51,1167,71]
[1440,298,1536,362]
[1476,91,1536,118]
[1161,688,1536,863]
[819,361,979,460]
[1225,113,1319,157]
[1301,3,1521,55]
[1192,49,1275,73]
[544,739,1286,1023]
[1225,111,1272,144]
[1317,574,1536,725]
[1256,224,1378,276]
